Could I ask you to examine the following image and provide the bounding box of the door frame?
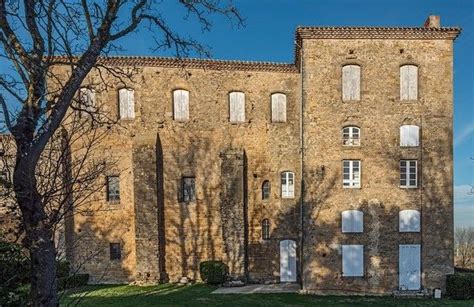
[280,239,297,283]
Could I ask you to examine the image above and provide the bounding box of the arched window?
[262,180,271,200]
[400,125,420,147]
[118,88,135,119]
[341,210,363,233]
[400,65,418,100]
[262,219,270,240]
[229,91,245,123]
[399,209,421,232]
[173,89,189,121]
[342,65,361,101]
[281,171,294,198]
[342,126,361,146]
[271,93,287,123]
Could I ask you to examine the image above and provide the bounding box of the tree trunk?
[27,224,58,307]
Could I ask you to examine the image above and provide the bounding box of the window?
[262,180,271,200]
[281,171,294,198]
[400,125,420,147]
[118,88,135,119]
[79,88,96,116]
[342,65,361,101]
[400,65,418,100]
[400,160,417,188]
[399,210,421,232]
[181,177,196,202]
[271,93,287,123]
[342,245,364,277]
[342,126,360,146]
[109,243,121,260]
[262,219,270,240]
[341,210,363,233]
[173,89,189,121]
[229,91,245,123]
[343,160,361,188]
[106,176,120,202]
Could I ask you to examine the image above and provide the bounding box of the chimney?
[424,15,441,28]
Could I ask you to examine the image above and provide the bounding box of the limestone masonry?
[60,16,460,294]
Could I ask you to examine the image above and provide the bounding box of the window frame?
[262,219,270,240]
[400,160,418,188]
[109,242,122,260]
[106,175,120,203]
[181,176,196,203]
[342,160,361,188]
[342,126,361,146]
[262,180,271,200]
[342,64,361,102]
[281,171,295,199]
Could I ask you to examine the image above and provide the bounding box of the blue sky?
[117,0,474,227]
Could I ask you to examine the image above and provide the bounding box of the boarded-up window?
[262,219,270,240]
[79,88,96,116]
[181,177,196,202]
[118,88,135,119]
[262,180,271,200]
[341,210,363,233]
[400,160,417,188]
[342,65,361,101]
[229,91,245,122]
[281,171,294,198]
[399,210,421,232]
[342,126,361,146]
[271,93,287,123]
[109,243,121,260]
[342,245,364,277]
[106,176,120,202]
[400,125,420,147]
[343,160,361,188]
[400,65,418,100]
[173,89,189,121]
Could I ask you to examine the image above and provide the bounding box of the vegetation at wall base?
[199,260,229,284]
[446,272,474,299]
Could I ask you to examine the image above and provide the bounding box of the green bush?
[58,274,90,291]
[57,260,71,278]
[446,273,474,299]
[0,241,30,306]
[199,260,228,285]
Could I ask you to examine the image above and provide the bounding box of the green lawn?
[61,283,473,307]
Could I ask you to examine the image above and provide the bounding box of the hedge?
[58,274,90,291]
[446,272,474,300]
[199,261,228,285]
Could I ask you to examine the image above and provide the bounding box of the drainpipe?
[295,39,305,290]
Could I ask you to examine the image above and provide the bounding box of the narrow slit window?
[262,219,270,240]
[109,243,121,260]
[181,176,196,202]
[262,180,271,200]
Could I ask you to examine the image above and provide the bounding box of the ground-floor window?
[110,243,121,260]
[342,244,364,277]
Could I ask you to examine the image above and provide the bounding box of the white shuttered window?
[343,160,361,188]
[400,125,420,147]
[173,89,189,121]
[342,65,361,101]
[400,65,418,100]
[281,171,294,198]
[399,210,421,232]
[271,93,287,123]
[341,210,364,233]
[119,88,135,119]
[229,92,245,123]
[342,245,364,277]
[79,88,96,115]
[400,160,417,188]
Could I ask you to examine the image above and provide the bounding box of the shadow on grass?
[61,284,474,307]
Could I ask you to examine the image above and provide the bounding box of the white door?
[399,244,421,290]
[280,240,297,282]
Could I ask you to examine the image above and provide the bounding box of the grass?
[60,283,474,307]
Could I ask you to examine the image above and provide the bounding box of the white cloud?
[454,122,474,147]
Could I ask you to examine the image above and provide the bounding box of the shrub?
[57,260,71,278]
[199,260,228,285]
[58,274,90,291]
[446,273,474,299]
[0,241,30,306]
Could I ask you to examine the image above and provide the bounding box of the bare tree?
[0,1,242,305]
[455,227,474,269]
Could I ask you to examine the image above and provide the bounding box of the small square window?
[181,177,196,202]
[110,243,121,260]
[106,176,120,202]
